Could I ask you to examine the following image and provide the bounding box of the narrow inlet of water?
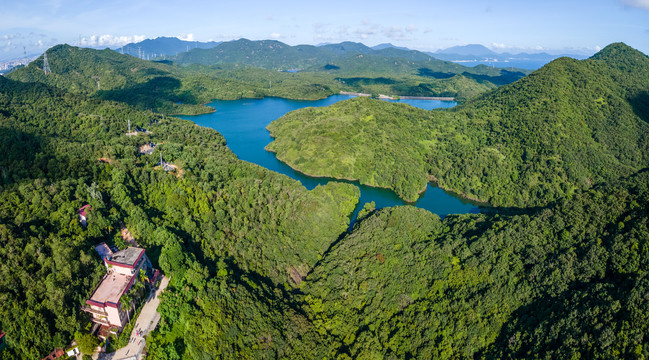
[180,95,481,227]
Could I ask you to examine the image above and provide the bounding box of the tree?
[75,332,99,355]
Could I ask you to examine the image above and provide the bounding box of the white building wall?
[112,265,135,276]
[106,306,123,327]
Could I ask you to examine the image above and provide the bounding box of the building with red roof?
[82,247,155,338]
[78,204,92,227]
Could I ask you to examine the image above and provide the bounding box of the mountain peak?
[590,42,649,69]
[591,42,646,60]
[436,44,496,56]
[371,43,411,51]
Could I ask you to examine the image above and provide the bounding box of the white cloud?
[179,33,195,41]
[80,34,146,48]
[490,42,507,49]
[270,32,281,39]
[2,33,22,41]
[621,0,649,9]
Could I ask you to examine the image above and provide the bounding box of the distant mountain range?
[428,44,590,69]
[108,37,591,70]
[115,36,221,59]
[170,38,523,75]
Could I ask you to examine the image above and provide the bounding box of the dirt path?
[120,224,139,247]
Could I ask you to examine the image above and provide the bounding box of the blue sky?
[1,0,648,61]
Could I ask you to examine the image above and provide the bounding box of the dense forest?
[0,74,357,358]
[1,41,649,359]
[267,43,649,207]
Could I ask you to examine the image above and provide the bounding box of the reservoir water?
[181,95,480,226]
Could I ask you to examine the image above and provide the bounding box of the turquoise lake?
[181,95,480,227]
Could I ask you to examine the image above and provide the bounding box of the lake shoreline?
[428,174,490,206]
[266,144,486,206]
[340,91,455,101]
[181,95,480,223]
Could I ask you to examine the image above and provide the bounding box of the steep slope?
[6,44,216,114]
[300,169,649,359]
[266,43,649,207]
[146,160,649,359]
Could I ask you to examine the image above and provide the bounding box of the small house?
[78,204,92,227]
[41,348,64,360]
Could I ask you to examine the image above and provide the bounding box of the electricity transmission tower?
[43,51,51,75]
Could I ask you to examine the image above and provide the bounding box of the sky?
[1,0,648,61]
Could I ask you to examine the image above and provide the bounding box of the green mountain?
[5,45,344,114]
[174,39,335,69]
[173,39,530,96]
[297,170,649,359]
[266,42,649,206]
[6,44,216,114]
[319,41,373,55]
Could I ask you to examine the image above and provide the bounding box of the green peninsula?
[267,98,436,202]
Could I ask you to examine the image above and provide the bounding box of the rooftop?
[88,271,132,306]
[94,242,114,260]
[107,247,145,268]
[78,204,91,217]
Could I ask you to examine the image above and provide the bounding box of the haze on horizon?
[1,0,648,61]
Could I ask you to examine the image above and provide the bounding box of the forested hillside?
[0,75,357,358]
[267,43,649,207]
[5,45,347,115]
[301,170,649,358]
[145,160,649,359]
